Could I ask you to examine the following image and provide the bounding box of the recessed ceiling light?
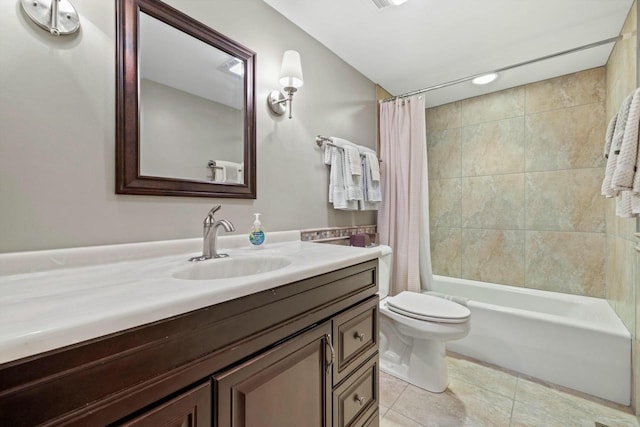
[228,61,245,77]
[218,58,244,77]
[472,73,498,85]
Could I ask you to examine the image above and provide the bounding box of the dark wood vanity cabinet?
[120,382,211,427]
[214,323,333,427]
[213,297,380,427]
[0,259,379,427]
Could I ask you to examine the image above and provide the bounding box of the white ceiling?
[263,0,635,107]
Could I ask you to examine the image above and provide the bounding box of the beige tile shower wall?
[427,67,607,297]
[604,0,638,414]
[606,0,637,336]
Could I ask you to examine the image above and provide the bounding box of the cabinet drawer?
[333,296,378,385]
[119,381,211,427]
[332,354,378,427]
[363,410,379,427]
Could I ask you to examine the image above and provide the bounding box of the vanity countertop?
[0,234,382,365]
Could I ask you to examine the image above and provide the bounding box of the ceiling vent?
[370,0,407,9]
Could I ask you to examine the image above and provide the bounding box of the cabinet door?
[119,381,211,427]
[214,323,333,427]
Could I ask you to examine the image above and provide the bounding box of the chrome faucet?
[189,205,236,262]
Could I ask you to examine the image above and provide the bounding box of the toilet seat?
[386,291,470,324]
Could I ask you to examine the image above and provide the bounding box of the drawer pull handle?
[354,331,365,342]
[325,334,335,374]
[354,394,366,406]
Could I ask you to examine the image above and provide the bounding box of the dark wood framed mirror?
[116,0,256,198]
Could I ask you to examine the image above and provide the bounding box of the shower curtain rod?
[381,32,635,103]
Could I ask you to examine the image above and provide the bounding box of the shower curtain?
[378,95,433,295]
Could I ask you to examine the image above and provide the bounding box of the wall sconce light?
[268,50,304,119]
[21,0,80,36]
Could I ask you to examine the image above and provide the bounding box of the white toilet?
[377,245,471,393]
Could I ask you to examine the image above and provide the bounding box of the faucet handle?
[204,204,222,224]
[208,204,222,217]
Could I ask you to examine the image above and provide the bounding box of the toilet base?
[379,335,450,393]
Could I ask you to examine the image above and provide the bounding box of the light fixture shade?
[279,50,304,88]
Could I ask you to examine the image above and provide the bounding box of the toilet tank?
[377,245,393,298]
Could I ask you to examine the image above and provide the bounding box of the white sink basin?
[173,255,292,280]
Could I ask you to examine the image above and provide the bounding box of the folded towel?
[602,94,634,197]
[357,145,381,181]
[365,152,381,181]
[328,146,359,210]
[213,160,243,183]
[361,154,382,202]
[343,145,362,176]
[358,200,379,211]
[632,193,640,215]
[330,137,362,176]
[612,88,640,190]
[604,114,618,159]
[323,144,332,165]
[213,166,226,183]
[634,155,640,194]
[617,190,635,217]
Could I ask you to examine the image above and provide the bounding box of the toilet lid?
[386,291,470,323]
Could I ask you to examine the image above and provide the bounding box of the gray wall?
[140,79,244,181]
[0,0,377,253]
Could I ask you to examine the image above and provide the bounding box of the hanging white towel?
[365,152,380,181]
[329,138,363,201]
[213,166,226,183]
[612,88,640,191]
[361,153,382,202]
[604,113,618,159]
[344,145,362,176]
[213,160,243,183]
[358,155,380,211]
[617,190,635,217]
[323,144,332,165]
[602,94,634,197]
[632,193,640,215]
[357,146,381,181]
[328,146,358,210]
[330,137,362,176]
[359,200,379,211]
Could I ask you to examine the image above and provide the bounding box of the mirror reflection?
[138,12,245,184]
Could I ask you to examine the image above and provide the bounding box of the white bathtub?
[427,275,631,405]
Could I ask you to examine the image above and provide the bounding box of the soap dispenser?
[249,213,266,248]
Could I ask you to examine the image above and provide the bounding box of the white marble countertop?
[0,232,382,365]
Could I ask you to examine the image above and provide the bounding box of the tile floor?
[379,354,639,427]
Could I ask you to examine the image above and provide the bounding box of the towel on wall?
[212,160,243,184]
[602,93,634,197]
[358,154,380,211]
[612,88,640,191]
[364,152,380,181]
[331,137,362,176]
[327,146,359,210]
[329,137,363,202]
[617,190,635,218]
[322,137,381,211]
[604,113,618,159]
[344,145,362,176]
[600,89,640,218]
[359,147,382,202]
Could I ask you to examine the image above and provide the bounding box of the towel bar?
[315,135,382,162]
